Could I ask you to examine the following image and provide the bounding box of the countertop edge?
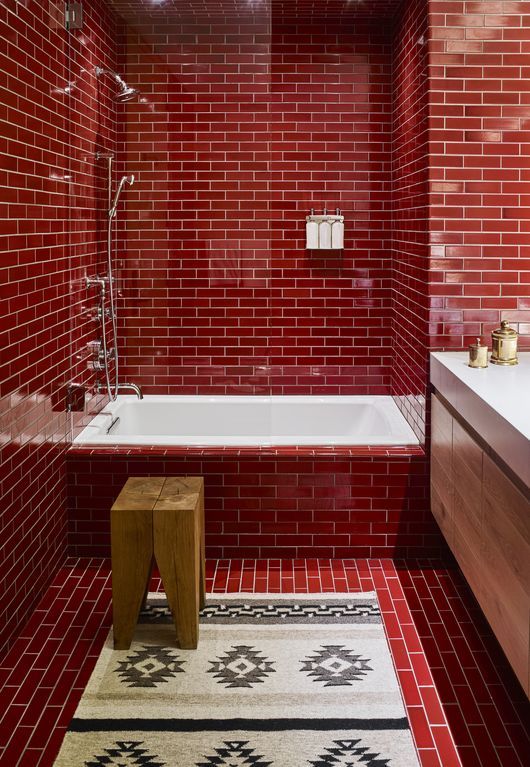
[430,352,530,492]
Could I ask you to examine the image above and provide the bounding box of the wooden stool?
[110,476,205,651]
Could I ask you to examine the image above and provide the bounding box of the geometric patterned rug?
[53,592,420,766]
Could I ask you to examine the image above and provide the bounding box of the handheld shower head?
[109,175,135,218]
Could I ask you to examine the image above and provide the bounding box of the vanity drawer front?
[482,454,530,693]
[431,395,452,461]
[452,419,483,566]
[431,478,453,545]
[430,396,453,543]
[450,418,484,610]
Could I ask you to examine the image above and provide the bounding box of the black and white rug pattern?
[53,593,420,766]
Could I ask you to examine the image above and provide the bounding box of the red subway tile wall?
[116,8,272,394]
[4,0,530,659]
[391,0,430,441]
[115,4,396,394]
[427,0,530,351]
[109,1,403,21]
[269,17,393,394]
[0,0,116,658]
[66,447,445,559]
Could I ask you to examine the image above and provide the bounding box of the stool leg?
[111,508,153,650]
[199,484,206,610]
[154,506,200,649]
[141,561,153,611]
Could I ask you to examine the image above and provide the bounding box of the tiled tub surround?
[116,9,396,397]
[68,389,434,557]
[88,0,530,442]
[67,446,442,560]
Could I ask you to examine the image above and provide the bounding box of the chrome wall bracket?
[65,2,83,31]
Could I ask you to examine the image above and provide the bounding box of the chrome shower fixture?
[109,175,134,218]
[95,66,139,102]
[90,154,136,402]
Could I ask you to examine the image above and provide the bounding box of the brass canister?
[468,338,488,368]
[490,320,518,366]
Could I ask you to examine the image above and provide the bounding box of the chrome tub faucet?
[94,381,143,400]
[116,382,143,399]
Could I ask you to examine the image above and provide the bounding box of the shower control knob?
[87,340,107,371]
[88,359,105,372]
[94,306,111,321]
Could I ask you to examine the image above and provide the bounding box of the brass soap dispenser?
[490,320,518,366]
[468,337,488,368]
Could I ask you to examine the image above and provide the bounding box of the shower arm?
[95,65,139,103]
[85,276,107,293]
[95,66,127,92]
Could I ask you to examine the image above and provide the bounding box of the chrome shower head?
[115,86,139,103]
[95,66,139,103]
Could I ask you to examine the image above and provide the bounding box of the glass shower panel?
[108,0,273,440]
[65,0,122,429]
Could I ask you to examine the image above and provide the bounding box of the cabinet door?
[451,418,484,598]
[482,454,530,695]
[430,395,454,544]
[430,393,530,696]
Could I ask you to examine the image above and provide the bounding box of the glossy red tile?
[3,5,530,751]
[0,0,118,657]
[66,448,438,559]
[112,8,395,400]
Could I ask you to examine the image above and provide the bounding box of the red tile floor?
[0,558,528,767]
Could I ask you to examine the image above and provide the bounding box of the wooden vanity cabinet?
[430,394,530,697]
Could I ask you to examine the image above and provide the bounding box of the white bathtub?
[74,395,419,446]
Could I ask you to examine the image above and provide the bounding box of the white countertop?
[430,352,530,490]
